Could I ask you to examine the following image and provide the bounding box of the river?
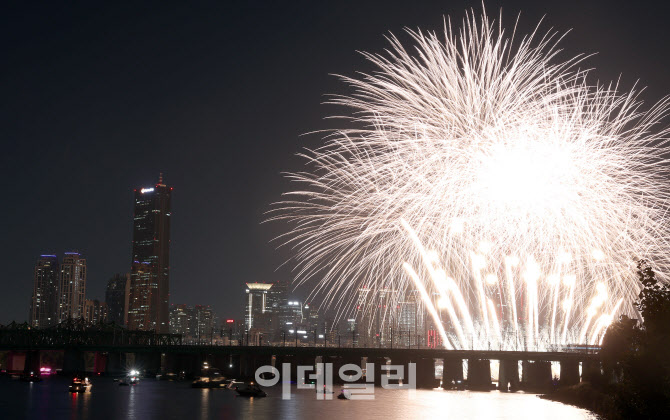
[0,376,597,420]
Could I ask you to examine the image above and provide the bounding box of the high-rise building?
[398,289,424,347]
[29,255,60,328]
[84,299,108,324]
[105,273,130,326]
[58,252,87,322]
[127,174,172,333]
[169,304,192,337]
[244,283,273,331]
[192,305,216,344]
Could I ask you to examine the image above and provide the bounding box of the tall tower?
[245,283,273,331]
[58,252,87,322]
[127,174,172,333]
[29,255,60,328]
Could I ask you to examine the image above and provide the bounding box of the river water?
[0,376,597,420]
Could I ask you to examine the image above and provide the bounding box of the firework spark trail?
[270,10,670,350]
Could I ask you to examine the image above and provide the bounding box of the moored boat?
[235,382,267,397]
[69,377,92,393]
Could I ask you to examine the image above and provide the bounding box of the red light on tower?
[226,319,234,323]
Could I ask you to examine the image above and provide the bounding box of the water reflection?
[0,377,596,420]
[200,388,210,420]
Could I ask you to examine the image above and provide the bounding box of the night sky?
[2,0,669,324]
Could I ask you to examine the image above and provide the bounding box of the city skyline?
[2,1,669,326]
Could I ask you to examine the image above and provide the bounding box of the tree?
[600,260,670,419]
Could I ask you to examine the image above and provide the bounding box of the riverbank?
[540,382,616,419]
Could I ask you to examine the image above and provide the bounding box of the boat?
[235,382,267,397]
[192,368,227,388]
[119,370,140,386]
[225,379,245,390]
[337,389,351,400]
[20,372,42,382]
[69,377,92,393]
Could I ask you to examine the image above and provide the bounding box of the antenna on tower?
[158,172,164,184]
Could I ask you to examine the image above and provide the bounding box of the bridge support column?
[370,357,388,386]
[23,350,41,374]
[93,352,107,374]
[6,351,25,372]
[172,353,198,378]
[326,355,363,384]
[160,353,177,375]
[498,359,519,391]
[467,359,492,390]
[582,360,602,383]
[293,355,315,385]
[63,348,85,374]
[521,360,552,391]
[386,355,411,386]
[106,352,123,375]
[560,360,580,386]
[135,352,161,376]
[442,357,464,388]
[414,357,438,389]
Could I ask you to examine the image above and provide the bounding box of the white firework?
[271,11,670,350]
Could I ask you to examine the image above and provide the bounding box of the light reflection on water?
[1,376,597,420]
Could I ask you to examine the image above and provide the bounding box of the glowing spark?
[272,10,670,350]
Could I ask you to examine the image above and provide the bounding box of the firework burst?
[270,11,670,350]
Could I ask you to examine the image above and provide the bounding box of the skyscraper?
[244,282,273,331]
[192,305,216,344]
[58,252,87,322]
[84,299,108,324]
[29,255,60,328]
[127,174,172,333]
[105,273,130,326]
[169,304,192,337]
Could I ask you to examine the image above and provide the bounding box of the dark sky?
[2,0,669,324]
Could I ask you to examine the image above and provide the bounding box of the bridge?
[0,321,601,391]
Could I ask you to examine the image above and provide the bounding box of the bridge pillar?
[521,360,552,391]
[160,353,177,375]
[239,352,265,380]
[6,351,25,372]
[93,352,107,375]
[560,360,580,386]
[498,359,519,391]
[20,350,38,374]
[414,357,438,389]
[386,355,410,386]
[582,359,602,383]
[23,350,40,374]
[172,353,198,378]
[369,356,389,386]
[467,359,492,390]
[293,354,315,385]
[63,348,85,374]
[326,355,364,384]
[106,352,123,375]
[135,352,161,376]
[274,354,293,383]
[442,357,464,388]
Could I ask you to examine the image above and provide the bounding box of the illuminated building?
[127,174,172,333]
[169,304,192,337]
[84,299,108,324]
[29,255,59,328]
[57,252,87,322]
[244,282,273,331]
[193,305,216,344]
